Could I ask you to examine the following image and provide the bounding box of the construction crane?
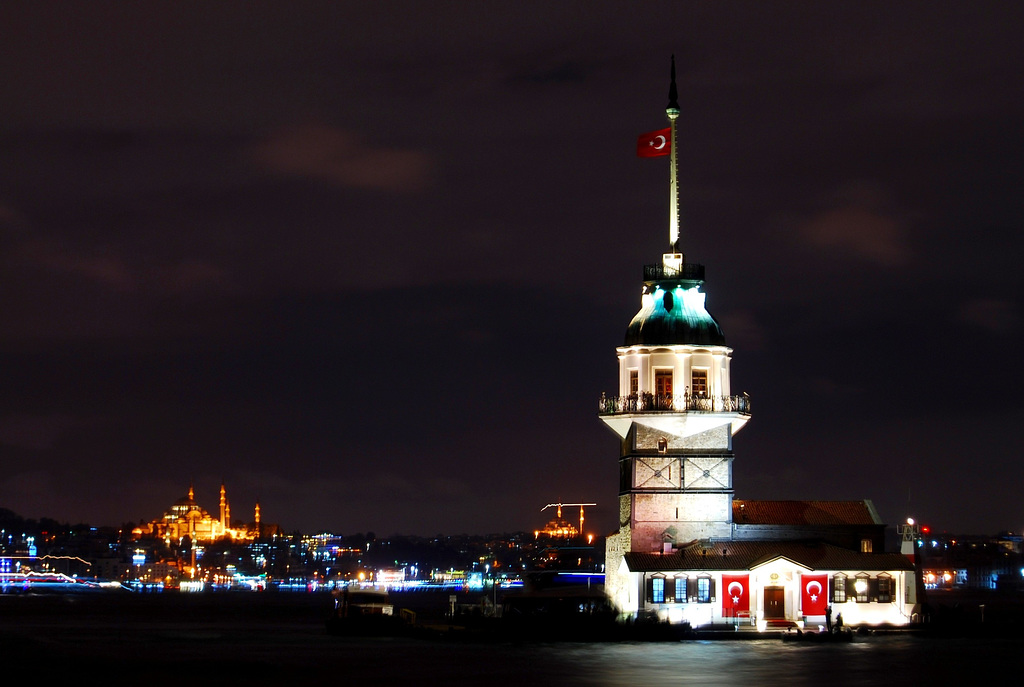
[541,502,596,538]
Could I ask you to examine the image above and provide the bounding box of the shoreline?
[5,587,1022,641]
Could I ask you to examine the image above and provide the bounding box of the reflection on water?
[25,631,1020,685]
[553,636,1016,686]
[299,635,1019,686]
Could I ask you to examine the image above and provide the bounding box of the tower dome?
[624,264,726,347]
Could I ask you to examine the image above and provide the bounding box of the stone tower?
[601,59,751,614]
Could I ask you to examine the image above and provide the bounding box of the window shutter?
[666,577,676,603]
[846,578,857,600]
[646,577,654,603]
[869,578,879,602]
[709,578,717,603]
[687,577,697,602]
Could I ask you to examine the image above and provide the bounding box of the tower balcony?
[598,392,751,416]
[644,262,705,282]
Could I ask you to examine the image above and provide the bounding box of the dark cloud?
[958,299,1019,333]
[251,122,434,192]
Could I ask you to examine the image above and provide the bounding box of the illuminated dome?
[536,516,578,540]
[165,486,207,521]
[624,273,726,347]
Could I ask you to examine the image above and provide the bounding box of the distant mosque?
[534,502,595,541]
[131,482,280,543]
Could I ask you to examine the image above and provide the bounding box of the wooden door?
[764,586,785,619]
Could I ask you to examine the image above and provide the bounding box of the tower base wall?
[630,491,732,551]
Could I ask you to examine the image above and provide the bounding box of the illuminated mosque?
[534,502,595,540]
[599,59,919,629]
[131,482,275,543]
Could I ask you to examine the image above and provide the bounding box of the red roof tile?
[732,500,881,526]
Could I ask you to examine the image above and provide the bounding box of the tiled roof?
[732,500,882,526]
[624,540,914,573]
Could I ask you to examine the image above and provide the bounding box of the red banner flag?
[637,127,671,157]
[801,573,829,616]
[721,574,749,613]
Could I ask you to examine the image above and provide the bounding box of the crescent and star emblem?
[806,580,822,602]
[651,135,667,150]
[728,581,744,604]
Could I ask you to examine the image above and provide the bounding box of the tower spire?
[666,55,682,256]
[667,54,679,111]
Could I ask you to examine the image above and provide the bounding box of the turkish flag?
[637,127,671,157]
[801,574,829,616]
[721,574,749,613]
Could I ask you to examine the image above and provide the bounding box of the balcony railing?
[598,392,751,416]
[644,263,705,282]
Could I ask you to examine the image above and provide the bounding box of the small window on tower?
[691,369,708,397]
[658,437,668,453]
[629,370,639,395]
[861,538,873,553]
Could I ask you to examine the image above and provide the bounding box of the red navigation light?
[921,525,931,534]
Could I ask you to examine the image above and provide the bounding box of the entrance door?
[764,587,785,619]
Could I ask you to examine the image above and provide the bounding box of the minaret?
[219,482,227,530]
[254,499,261,539]
[600,58,751,615]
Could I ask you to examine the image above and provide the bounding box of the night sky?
[1,3,1021,537]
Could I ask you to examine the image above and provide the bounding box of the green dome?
[624,280,726,347]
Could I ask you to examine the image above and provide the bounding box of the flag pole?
[666,55,681,256]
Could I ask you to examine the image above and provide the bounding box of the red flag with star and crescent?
[801,573,829,616]
[637,127,671,157]
[721,574,749,613]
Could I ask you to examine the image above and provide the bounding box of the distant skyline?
[1,3,1022,536]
